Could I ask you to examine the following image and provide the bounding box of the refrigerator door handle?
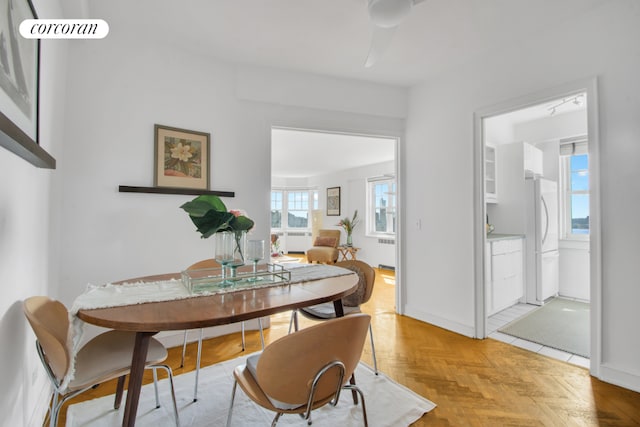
[541,195,549,247]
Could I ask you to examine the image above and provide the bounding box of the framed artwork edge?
[0,0,55,169]
[326,186,341,216]
[154,124,210,190]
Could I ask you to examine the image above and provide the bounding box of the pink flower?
[229,209,241,217]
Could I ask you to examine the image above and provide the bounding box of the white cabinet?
[485,143,497,203]
[523,142,543,178]
[486,237,524,316]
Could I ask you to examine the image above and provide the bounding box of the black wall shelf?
[118,185,235,197]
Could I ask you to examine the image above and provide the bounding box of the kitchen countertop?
[486,233,525,241]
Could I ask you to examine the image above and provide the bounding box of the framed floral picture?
[154,124,210,190]
[327,186,341,216]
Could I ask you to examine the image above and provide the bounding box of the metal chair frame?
[180,319,265,401]
[35,340,179,427]
[227,360,368,427]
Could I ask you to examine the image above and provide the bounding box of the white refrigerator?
[524,178,559,305]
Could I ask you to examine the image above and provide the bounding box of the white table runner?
[62,264,352,391]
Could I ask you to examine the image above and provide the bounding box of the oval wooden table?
[76,271,358,427]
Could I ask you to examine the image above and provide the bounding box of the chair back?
[187,258,221,270]
[23,296,71,383]
[336,260,376,306]
[256,313,370,408]
[314,229,341,248]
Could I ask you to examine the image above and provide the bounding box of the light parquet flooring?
[55,258,640,426]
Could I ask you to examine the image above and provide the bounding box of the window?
[560,139,589,239]
[367,177,396,236]
[271,191,283,228]
[288,191,309,228]
[271,189,318,230]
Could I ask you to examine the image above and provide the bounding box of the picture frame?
[154,124,210,190]
[326,186,341,216]
[0,0,55,169]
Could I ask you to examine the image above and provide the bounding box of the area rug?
[499,298,590,358]
[66,355,436,426]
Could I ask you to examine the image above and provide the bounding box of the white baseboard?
[403,304,475,338]
[599,363,640,393]
[156,317,270,349]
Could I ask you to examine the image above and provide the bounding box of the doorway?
[473,78,601,374]
[270,127,400,309]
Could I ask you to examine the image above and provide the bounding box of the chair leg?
[181,330,189,368]
[241,321,246,351]
[271,412,283,427]
[344,384,368,427]
[349,373,358,404]
[226,379,237,427]
[194,327,204,402]
[368,324,378,375]
[153,364,181,427]
[50,391,60,427]
[288,310,299,334]
[152,367,160,408]
[258,318,265,349]
[114,375,126,409]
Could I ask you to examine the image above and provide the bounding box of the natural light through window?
[570,155,589,234]
[367,177,396,236]
[271,189,318,230]
[560,142,589,239]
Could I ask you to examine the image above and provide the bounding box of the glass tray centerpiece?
[181,263,291,294]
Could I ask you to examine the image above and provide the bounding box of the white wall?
[403,0,640,390]
[57,31,405,343]
[0,0,68,424]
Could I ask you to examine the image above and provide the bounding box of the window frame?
[271,188,318,231]
[366,176,396,237]
[559,152,590,241]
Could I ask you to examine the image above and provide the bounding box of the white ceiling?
[69,0,608,87]
[64,0,601,177]
[271,129,395,178]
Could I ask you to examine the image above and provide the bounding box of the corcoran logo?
[19,19,109,39]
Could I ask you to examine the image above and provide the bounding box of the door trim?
[472,77,601,376]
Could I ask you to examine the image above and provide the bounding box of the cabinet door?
[489,238,524,315]
[485,144,497,203]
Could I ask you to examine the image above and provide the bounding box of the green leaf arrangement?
[180,195,255,239]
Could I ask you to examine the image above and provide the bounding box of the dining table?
[75,265,358,427]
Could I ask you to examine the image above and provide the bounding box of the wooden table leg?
[122,331,154,427]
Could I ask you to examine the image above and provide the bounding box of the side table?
[337,245,359,261]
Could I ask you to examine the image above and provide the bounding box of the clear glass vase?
[227,230,247,278]
[214,230,247,284]
[346,234,353,247]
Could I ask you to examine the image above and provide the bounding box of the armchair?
[306,229,341,264]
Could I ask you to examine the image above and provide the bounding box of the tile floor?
[487,302,590,369]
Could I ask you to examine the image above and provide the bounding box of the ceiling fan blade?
[364,25,397,68]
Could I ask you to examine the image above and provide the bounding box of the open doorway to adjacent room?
[474,80,600,372]
[270,127,399,309]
